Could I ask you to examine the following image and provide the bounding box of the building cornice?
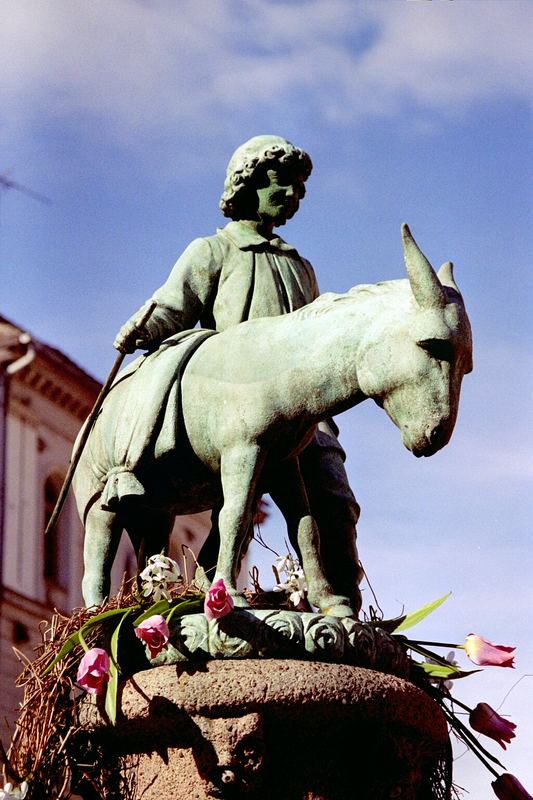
[0,314,100,420]
[16,363,96,420]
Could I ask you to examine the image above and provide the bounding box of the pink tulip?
[76,647,110,695]
[134,614,170,658]
[469,703,516,749]
[204,578,234,621]
[464,633,515,667]
[492,773,533,800]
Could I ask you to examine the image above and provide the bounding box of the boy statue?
[115,135,363,612]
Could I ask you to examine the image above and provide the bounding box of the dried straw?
[3,579,149,799]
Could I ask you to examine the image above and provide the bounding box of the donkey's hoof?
[193,566,211,593]
[231,593,251,608]
[323,605,354,619]
[318,595,354,619]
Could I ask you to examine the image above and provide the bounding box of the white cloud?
[359,2,533,111]
[1,0,531,151]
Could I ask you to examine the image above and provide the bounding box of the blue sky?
[1,1,532,794]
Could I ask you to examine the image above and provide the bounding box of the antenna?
[0,173,51,205]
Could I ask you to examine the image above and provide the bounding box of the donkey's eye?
[418,338,454,363]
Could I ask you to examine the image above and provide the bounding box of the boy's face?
[254,164,306,227]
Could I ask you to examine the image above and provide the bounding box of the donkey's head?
[357,224,473,457]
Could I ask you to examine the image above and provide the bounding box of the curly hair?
[220,135,312,220]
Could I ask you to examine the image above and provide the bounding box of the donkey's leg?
[195,507,222,591]
[269,459,353,618]
[196,506,254,592]
[82,501,123,607]
[299,429,363,615]
[123,507,174,580]
[214,445,265,606]
[233,515,255,589]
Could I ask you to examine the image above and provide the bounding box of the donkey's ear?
[402,224,446,310]
[437,261,461,295]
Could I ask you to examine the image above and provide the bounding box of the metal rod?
[44,301,157,538]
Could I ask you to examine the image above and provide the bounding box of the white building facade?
[0,315,210,741]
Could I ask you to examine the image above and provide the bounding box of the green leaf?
[369,615,406,633]
[105,609,132,725]
[414,662,481,680]
[133,600,170,625]
[393,593,451,633]
[84,606,140,624]
[417,661,460,679]
[77,626,90,653]
[78,612,123,653]
[42,607,141,676]
[165,598,203,624]
[446,668,482,680]
[42,631,81,675]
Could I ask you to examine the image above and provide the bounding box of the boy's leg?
[299,422,363,614]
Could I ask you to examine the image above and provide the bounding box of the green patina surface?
[72,136,472,623]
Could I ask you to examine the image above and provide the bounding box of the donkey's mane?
[295,279,407,320]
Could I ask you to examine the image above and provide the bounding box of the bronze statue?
[73,137,472,616]
[112,136,362,609]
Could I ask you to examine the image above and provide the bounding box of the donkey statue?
[73,225,472,617]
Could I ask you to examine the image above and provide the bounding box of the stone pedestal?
[75,660,449,799]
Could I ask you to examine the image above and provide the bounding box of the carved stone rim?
[147,608,409,678]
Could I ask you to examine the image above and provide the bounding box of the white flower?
[274,555,293,575]
[289,588,306,606]
[428,650,459,690]
[273,554,307,607]
[140,554,181,600]
[0,782,29,799]
[140,554,181,581]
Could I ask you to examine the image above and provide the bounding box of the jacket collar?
[217,220,298,254]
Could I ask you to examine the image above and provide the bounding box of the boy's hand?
[113,300,157,353]
[113,318,142,353]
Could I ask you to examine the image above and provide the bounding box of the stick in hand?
[44,301,157,538]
